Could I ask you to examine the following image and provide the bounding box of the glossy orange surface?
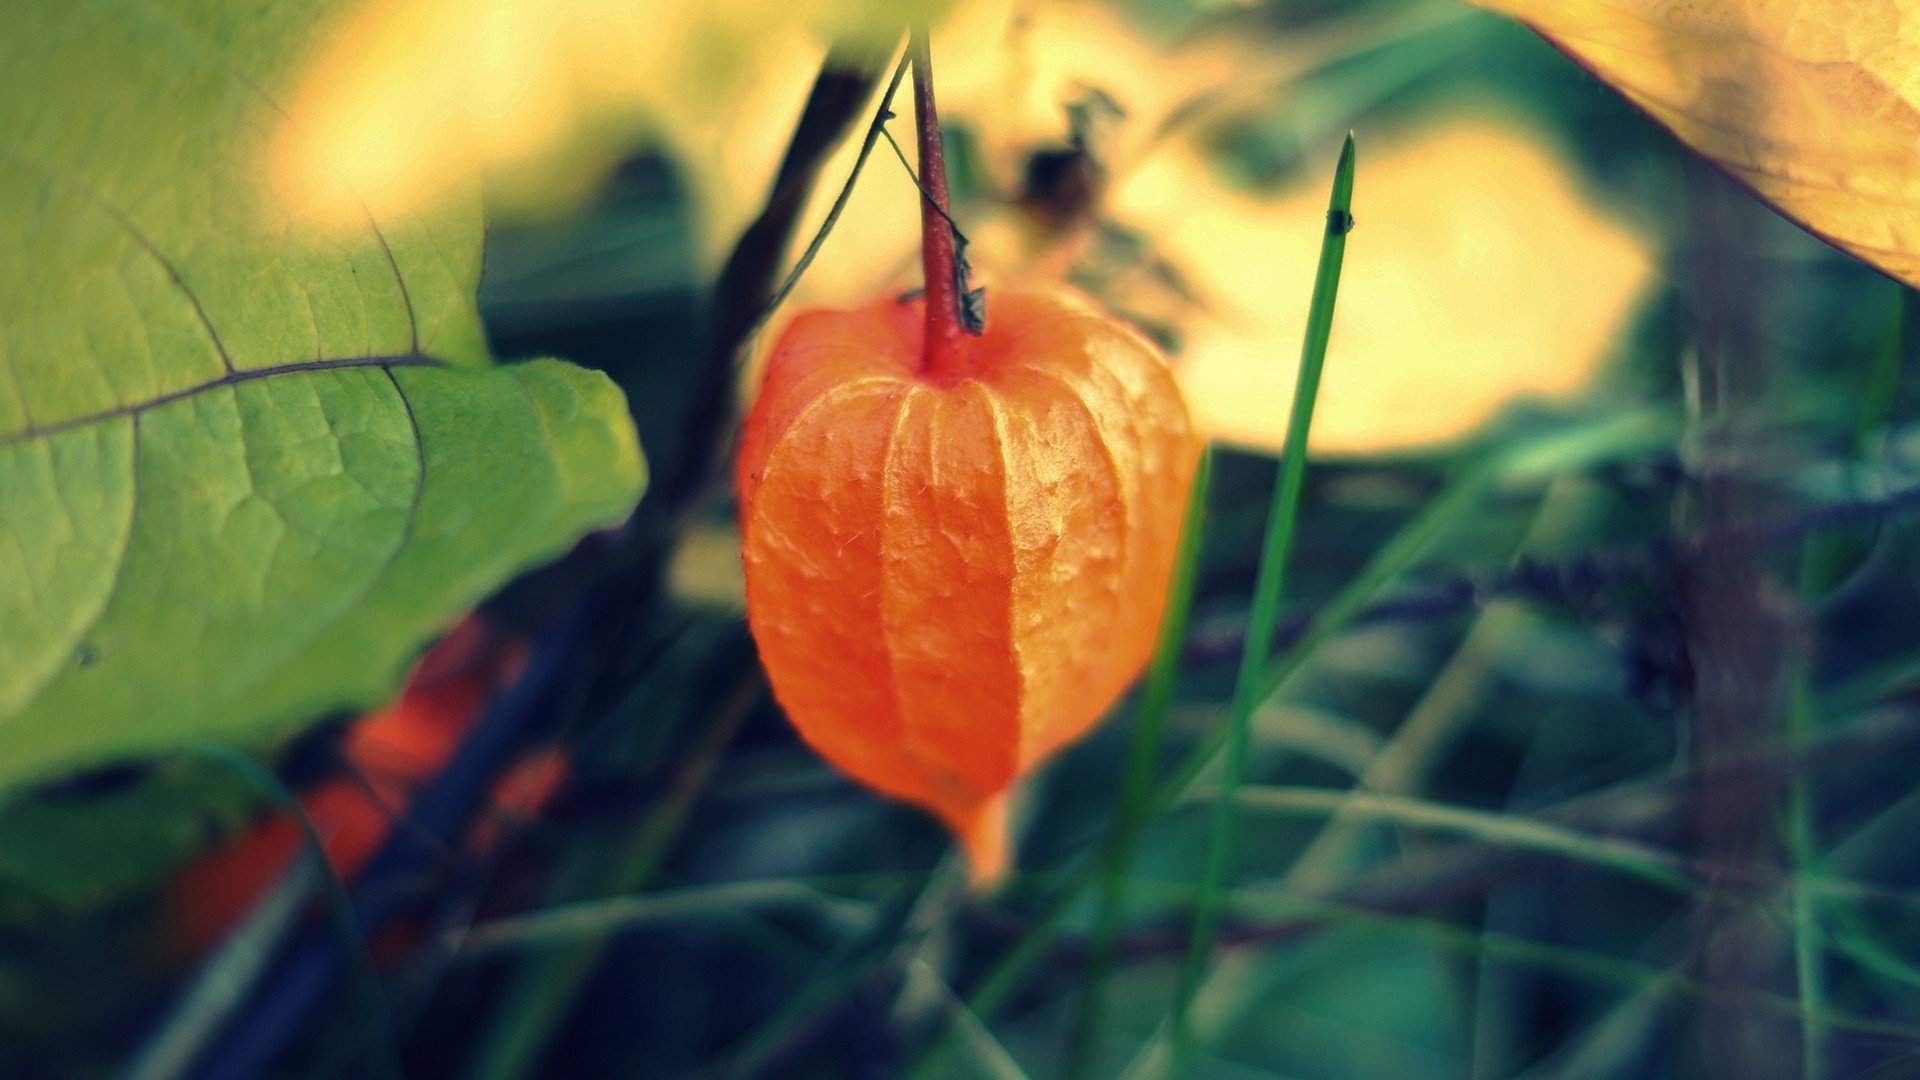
[737,284,1201,882]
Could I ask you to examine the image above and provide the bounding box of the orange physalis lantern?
[735,36,1200,883]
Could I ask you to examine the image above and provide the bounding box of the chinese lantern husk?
[738,285,1201,884]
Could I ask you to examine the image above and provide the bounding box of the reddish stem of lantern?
[911,30,966,377]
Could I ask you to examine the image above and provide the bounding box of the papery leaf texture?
[0,0,645,795]
[1466,0,1920,289]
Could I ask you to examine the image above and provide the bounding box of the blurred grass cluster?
[7,0,1920,1077]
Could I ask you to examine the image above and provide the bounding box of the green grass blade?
[457,881,876,956]
[1096,878,1920,1079]
[466,679,758,1080]
[710,871,938,1078]
[1786,669,1828,1080]
[1784,289,1909,1079]
[1510,971,1685,1080]
[1067,448,1215,1076]
[124,862,317,1080]
[1184,888,1920,1045]
[1281,478,1593,896]
[908,958,1034,1080]
[1825,901,1920,990]
[1229,408,1673,794]
[1220,786,1691,892]
[1168,132,1356,1075]
[1850,287,1910,461]
[162,743,403,1080]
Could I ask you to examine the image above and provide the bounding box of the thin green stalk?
[749,51,911,338]
[908,959,1034,1080]
[1510,969,1685,1080]
[1096,878,1920,1080]
[886,854,971,1032]
[1221,786,1691,893]
[708,870,939,1079]
[1784,286,1909,1080]
[1818,758,1920,993]
[975,867,1918,1045]
[1850,288,1910,462]
[1804,287,1910,592]
[1067,449,1215,1076]
[1786,666,1826,1080]
[1178,891,1920,1046]
[456,880,876,956]
[171,744,403,1080]
[124,862,317,1080]
[1825,903,1920,990]
[1283,478,1592,894]
[467,679,759,1080]
[1168,133,1356,1076]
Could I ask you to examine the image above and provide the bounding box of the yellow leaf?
[1112,111,1657,454]
[1464,0,1920,289]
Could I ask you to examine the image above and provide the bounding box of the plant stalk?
[1168,132,1355,1076]
[909,28,968,376]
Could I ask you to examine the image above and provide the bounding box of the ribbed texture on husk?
[737,284,1200,883]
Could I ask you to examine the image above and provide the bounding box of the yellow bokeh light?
[1113,111,1658,455]
[270,0,940,229]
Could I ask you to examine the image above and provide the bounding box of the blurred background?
[7,0,1920,1077]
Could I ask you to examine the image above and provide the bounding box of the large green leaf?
[0,0,646,793]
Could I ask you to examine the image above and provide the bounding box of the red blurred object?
[166,615,563,957]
